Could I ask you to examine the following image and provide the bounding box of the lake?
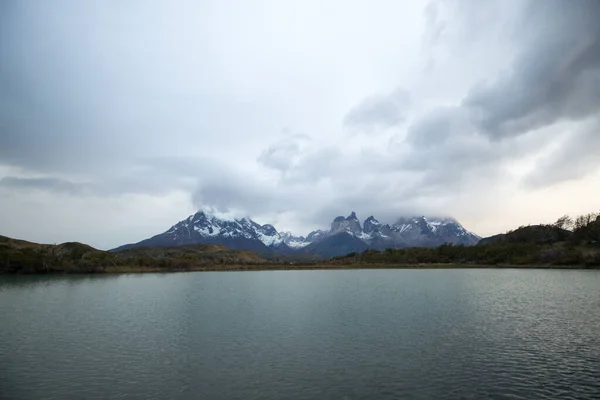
[1,269,599,399]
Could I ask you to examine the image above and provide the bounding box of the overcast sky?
[1,0,600,249]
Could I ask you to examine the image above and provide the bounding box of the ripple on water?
[0,270,599,400]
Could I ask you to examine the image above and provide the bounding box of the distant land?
[1,210,598,274]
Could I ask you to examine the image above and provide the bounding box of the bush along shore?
[1,211,599,274]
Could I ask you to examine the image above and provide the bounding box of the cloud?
[257,134,312,172]
[0,177,86,195]
[405,106,471,148]
[524,117,600,188]
[398,0,600,196]
[462,0,600,139]
[343,88,411,131]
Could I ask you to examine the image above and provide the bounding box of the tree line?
[331,210,600,267]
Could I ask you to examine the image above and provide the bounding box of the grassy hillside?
[0,236,267,274]
[478,225,572,245]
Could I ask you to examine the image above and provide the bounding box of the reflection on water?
[0,273,123,290]
[1,269,599,400]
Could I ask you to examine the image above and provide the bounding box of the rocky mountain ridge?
[295,212,481,257]
[113,210,481,257]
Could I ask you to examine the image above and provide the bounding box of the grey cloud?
[394,0,600,195]
[0,1,272,178]
[343,88,411,130]
[462,0,600,138]
[281,147,341,185]
[0,177,86,195]
[524,118,600,188]
[405,107,472,148]
[257,134,311,172]
[422,1,446,46]
[258,134,342,185]
[0,156,211,198]
[190,165,327,223]
[393,104,558,196]
[196,132,422,229]
[193,182,269,216]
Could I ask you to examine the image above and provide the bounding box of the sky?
[1,0,600,250]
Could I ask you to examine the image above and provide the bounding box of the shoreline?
[3,263,599,275]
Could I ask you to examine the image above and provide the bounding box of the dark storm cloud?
[398,0,600,194]
[405,107,470,148]
[524,118,600,188]
[343,88,411,130]
[395,114,519,195]
[462,0,600,139]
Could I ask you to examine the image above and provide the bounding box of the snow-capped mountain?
[112,210,480,257]
[112,210,289,253]
[297,212,481,257]
[279,231,308,249]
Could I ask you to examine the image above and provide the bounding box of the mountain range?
[113,210,481,258]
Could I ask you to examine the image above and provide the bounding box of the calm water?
[1,269,599,400]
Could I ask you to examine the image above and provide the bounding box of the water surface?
[1,269,599,399]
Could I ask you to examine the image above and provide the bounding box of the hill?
[0,236,267,274]
[478,225,572,245]
[299,232,369,258]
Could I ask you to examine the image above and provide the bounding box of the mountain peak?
[363,216,382,234]
[331,212,362,235]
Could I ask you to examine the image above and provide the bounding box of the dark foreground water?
[1,269,600,400]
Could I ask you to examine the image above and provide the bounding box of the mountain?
[112,210,290,253]
[300,232,369,258]
[296,212,481,257]
[331,211,363,236]
[112,210,480,258]
[279,231,309,249]
[381,215,481,248]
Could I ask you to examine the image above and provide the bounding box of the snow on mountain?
[113,210,287,252]
[168,211,284,247]
[306,229,327,242]
[113,210,480,256]
[298,213,481,256]
[170,211,481,251]
[363,216,381,234]
[280,231,311,249]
